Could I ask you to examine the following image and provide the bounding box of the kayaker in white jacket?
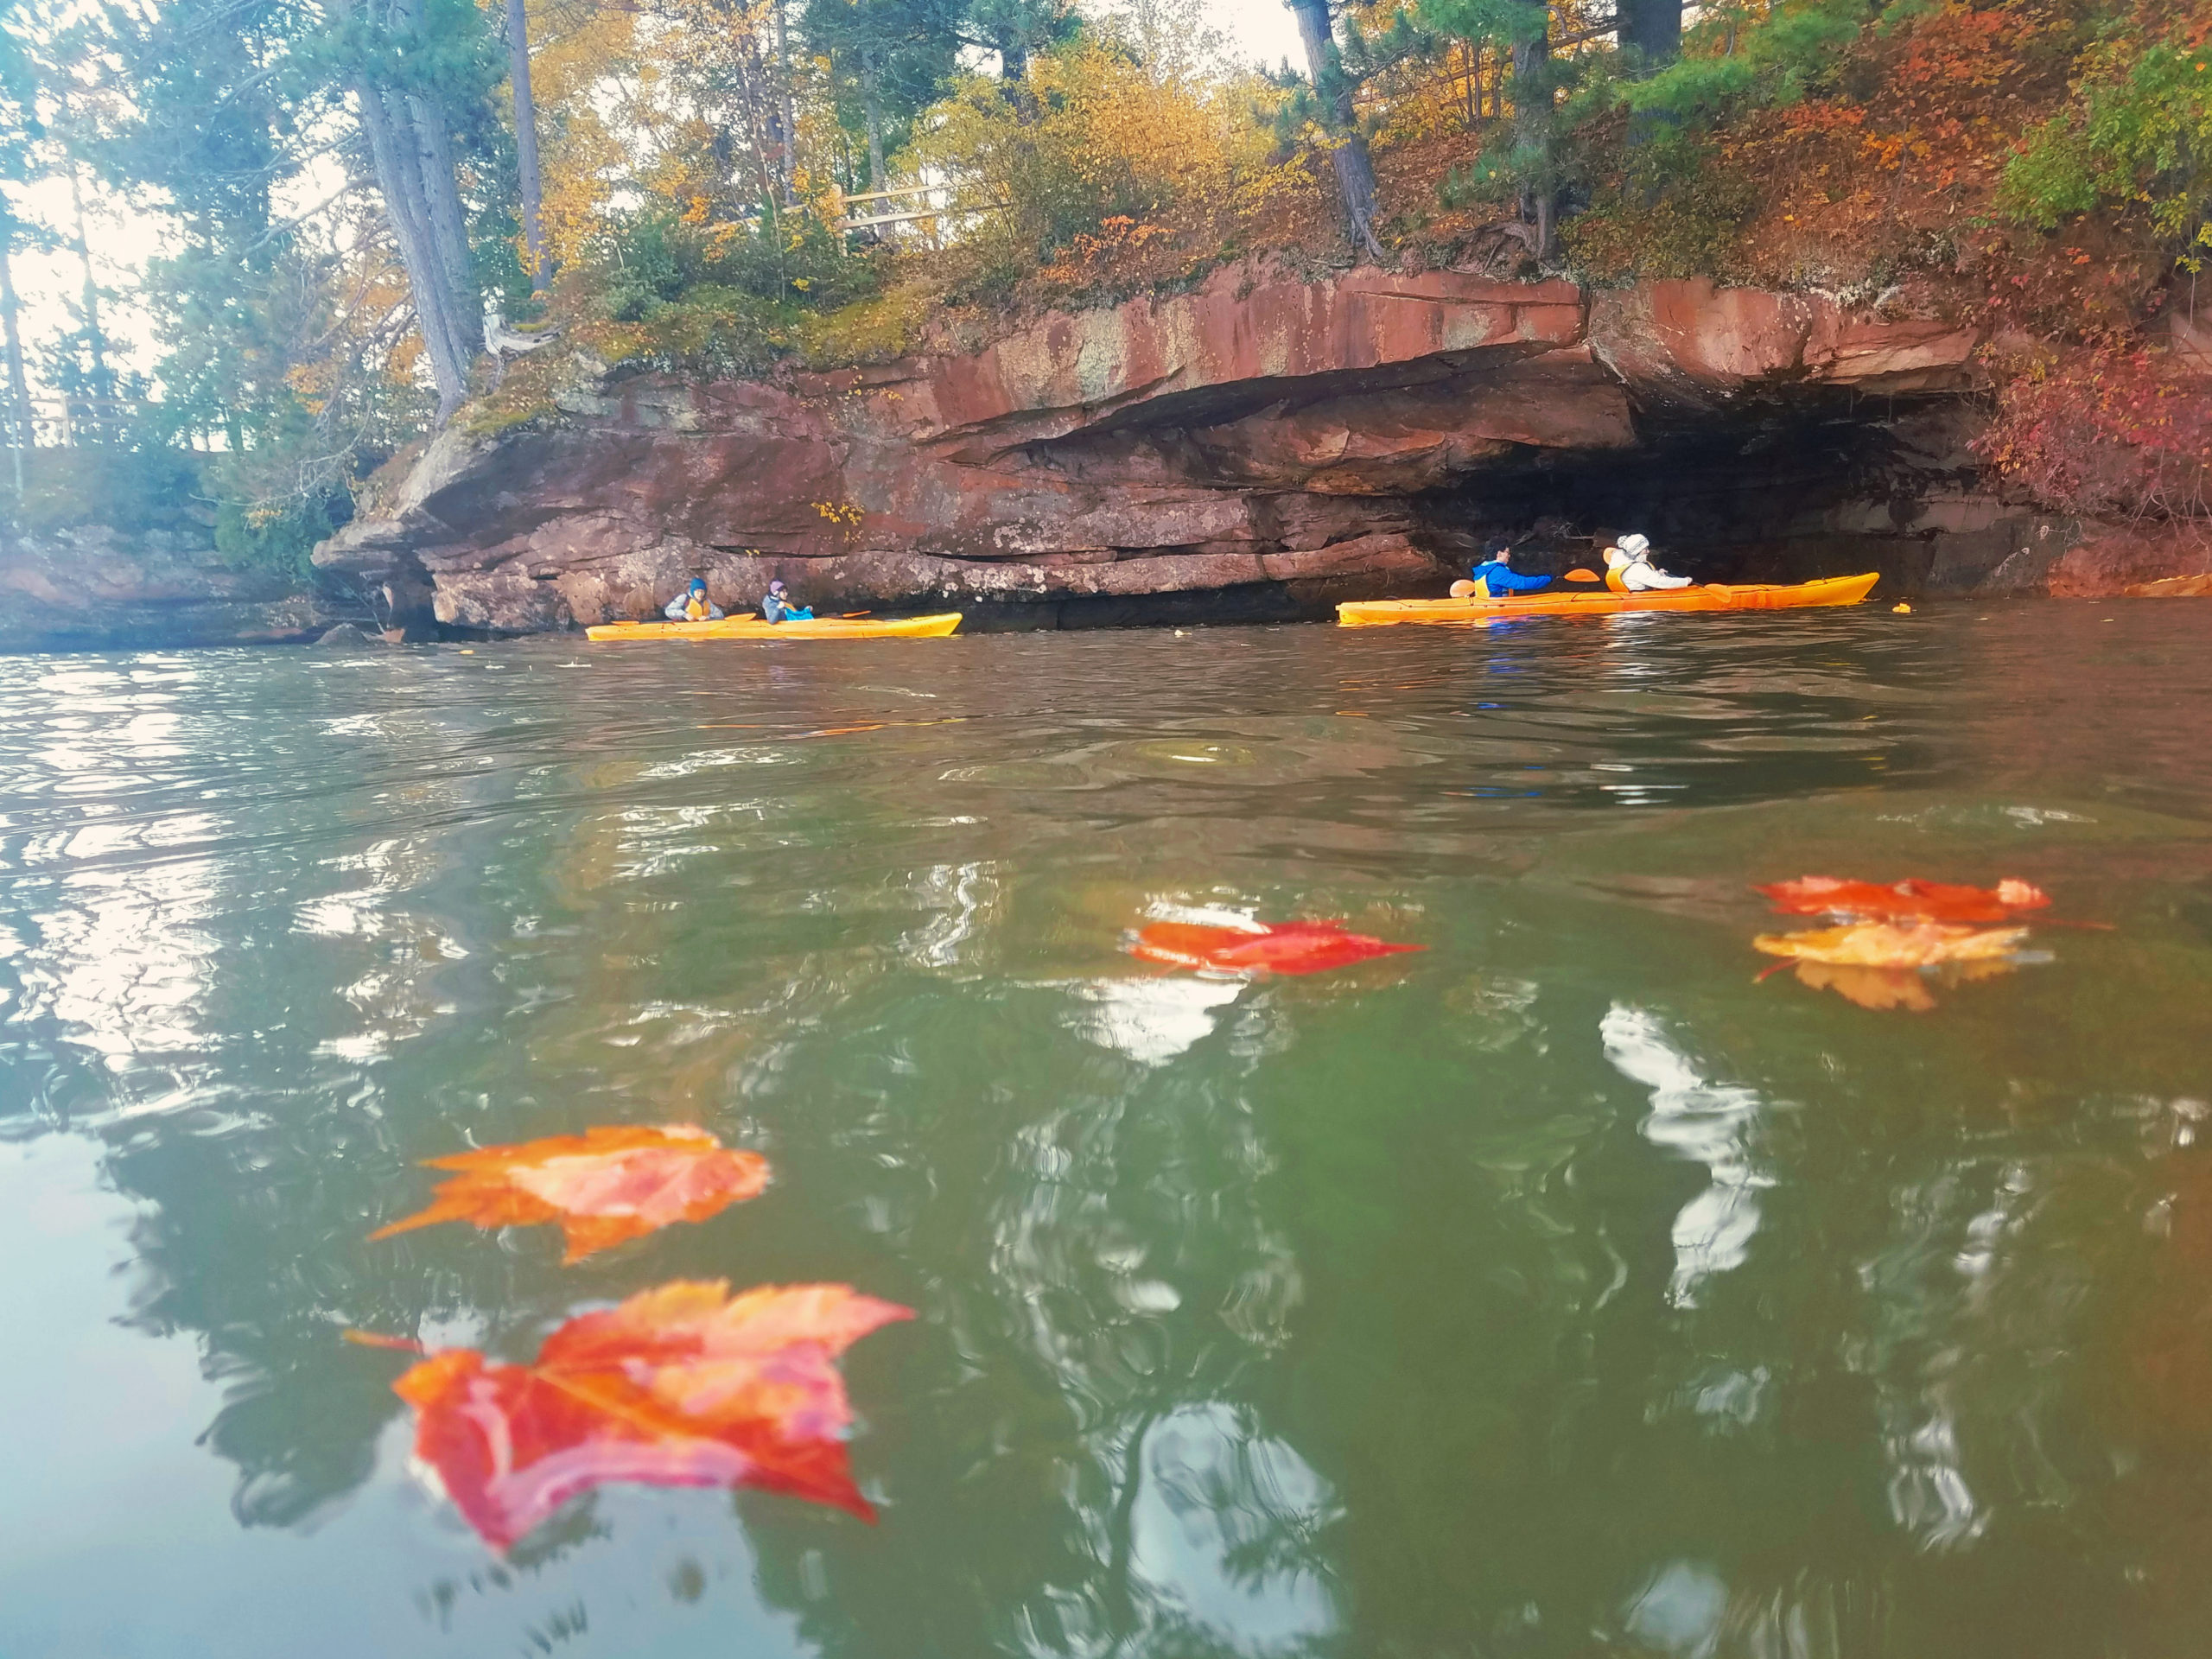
[1605,533,1693,592]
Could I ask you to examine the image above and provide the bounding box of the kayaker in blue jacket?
[1464,537,1553,597]
[760,580,816,624]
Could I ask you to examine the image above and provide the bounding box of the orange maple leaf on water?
[385,1281,913,1551]
[371,1125,769,1262]
[1754,875,2050,925]
[1128,919,1424,977]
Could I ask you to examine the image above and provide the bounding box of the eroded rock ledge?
[315,264,2188,632]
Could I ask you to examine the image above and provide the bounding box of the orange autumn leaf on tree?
[1128,919,1423,976]
[1755,875,2050,925]
[385,1281,913,1551]
[372,1126,769,1262]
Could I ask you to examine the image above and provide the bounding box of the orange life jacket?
[1602,550,1631,594]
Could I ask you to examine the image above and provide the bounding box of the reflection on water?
[3,609,2212,1656]
[1603,1006,1773,1309]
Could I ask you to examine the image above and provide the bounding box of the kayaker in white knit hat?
[1604,533,1692,593]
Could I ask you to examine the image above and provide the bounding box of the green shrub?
[213,490,335,582]
[1999,32,2212,252]
[589,203,883,321]
[1560,130,1761,280]
[6,446,207,541]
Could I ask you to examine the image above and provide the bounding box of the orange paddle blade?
[1564,569,1601,582]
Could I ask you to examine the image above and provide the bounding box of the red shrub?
[1979,346,2212,519]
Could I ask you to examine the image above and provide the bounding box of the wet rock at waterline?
[315,623,387,649]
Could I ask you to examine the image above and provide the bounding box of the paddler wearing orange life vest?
[1451,536,1554,599]
[1603,533,1693,593]
[664,577,726,620]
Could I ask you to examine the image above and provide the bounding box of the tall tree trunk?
[355,77,476,423]
[397,0,482,414]
[772,0,798,202]
[1618,0,1682,65]
[1288,0,1384,261]
[505,0,550,290]
[0,219,27,510]
[1618,0,1681,156]
[405,92,479,344]
[67,163,111,412]
[1510,27,1554,259]
[861,51,885,191]
[346,0,485,423]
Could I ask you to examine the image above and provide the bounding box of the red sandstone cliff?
[317,265,2186,632]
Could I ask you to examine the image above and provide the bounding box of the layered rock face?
[318,266,2055,632]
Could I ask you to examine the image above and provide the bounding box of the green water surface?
[3,607,2211,1659]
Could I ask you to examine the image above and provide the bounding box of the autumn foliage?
[908,41,1302,306]
[1751,874,2056,1009]
[1979,343,2212,520]
[1755,875,2052,925]
[372,1125,770,1262]
[388,1281,912,1550]
[1753,921,2032,969]
[1128,918,1425,976]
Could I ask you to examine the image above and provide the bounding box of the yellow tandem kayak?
[587,612,963,642]
[1336,572,1880,626]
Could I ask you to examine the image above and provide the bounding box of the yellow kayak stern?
[1336,573,1879,625]
[587,612,964,642]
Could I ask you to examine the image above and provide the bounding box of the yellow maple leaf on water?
[1756,923,2036,1011]
[1752,923,2028,968]
[1790,962,1938,1011]
[1785,957,2023,1012]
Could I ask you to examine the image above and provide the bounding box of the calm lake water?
[4,607,2212,1659]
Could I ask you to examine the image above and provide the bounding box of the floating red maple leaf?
[372,1125,769,1262]
[1754,875,2050,925]
[1128,919,1424,976]
[385,1281,912,1551]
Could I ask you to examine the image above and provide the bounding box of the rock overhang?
[315,262,2033,632]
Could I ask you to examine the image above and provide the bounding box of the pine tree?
[801,0,965,192]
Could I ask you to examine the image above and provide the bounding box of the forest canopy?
[0,0,2201,567]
